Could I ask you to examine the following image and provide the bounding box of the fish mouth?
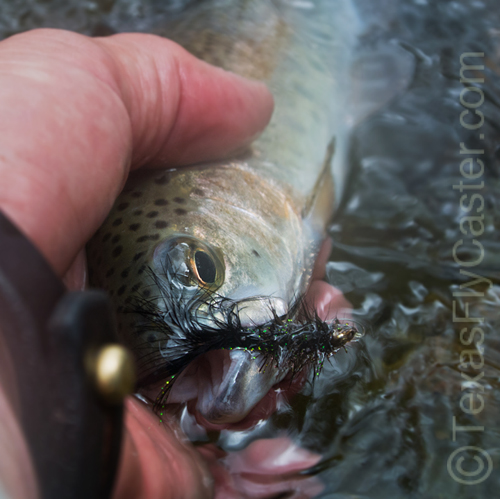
[166,296,301,430]
[132,271,358,431]
[168,349,307,431]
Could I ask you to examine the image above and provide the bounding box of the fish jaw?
[192,298,289,426]
[167,349,308,431]
[194,349,287,425]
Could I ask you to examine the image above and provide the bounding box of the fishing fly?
[129,268,361,412]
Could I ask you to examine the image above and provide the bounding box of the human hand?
[0,28,350,498]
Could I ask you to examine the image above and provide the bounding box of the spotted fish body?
[88,0,360,423]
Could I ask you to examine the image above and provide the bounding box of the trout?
[88,0,361,427]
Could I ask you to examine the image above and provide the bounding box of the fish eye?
[193,250,216,284]
[153,235,224,291]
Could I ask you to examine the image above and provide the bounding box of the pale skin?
[0,29,351,498]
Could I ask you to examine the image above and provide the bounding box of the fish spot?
[121,269,129,278]
[192,188,204,196]
[137,234,160,243]
[133,251,146,262]
[138,265,146,275]
[112,218,123,227]
[155,220,168,229]
[173,197,185,204]
[112,246,123,258]
[174,208,187,216]
[146,211,159,218]
[117,202,129,211]
[129,223,140,231]
[147,333,156,343]
[154,199,168,206]
[117,285,127,296]
[106,268,115,278]
[154,175,170,185]
[142,289,151,298]
[133,209,143,217]
[111,235,121,244]
[131,283,141,292]
[124,296,133,304]
[131,192,142,198]
[102,232,111,243]
[252,249,261,258]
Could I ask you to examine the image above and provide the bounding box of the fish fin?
[347,41,416,126]
[302,137,336,229]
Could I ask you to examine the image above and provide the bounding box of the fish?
[87,0,399,428]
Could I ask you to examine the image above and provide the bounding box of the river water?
[2,0,499,497]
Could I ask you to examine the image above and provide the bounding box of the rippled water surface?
[2,0,499,497]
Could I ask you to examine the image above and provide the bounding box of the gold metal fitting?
[93,344,136,405]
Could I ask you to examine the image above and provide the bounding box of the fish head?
[88,160,319,426]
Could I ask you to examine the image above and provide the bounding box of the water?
[2,0,499,497]
[312,1,500,496]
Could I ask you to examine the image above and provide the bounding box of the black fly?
[128,268,360,411]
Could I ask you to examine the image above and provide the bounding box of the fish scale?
[155,0,358,198]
